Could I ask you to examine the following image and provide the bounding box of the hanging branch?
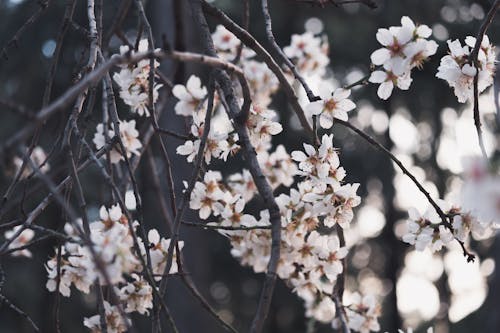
[469,0,500,160]
[334,119,475,262]
[189,2,282,332]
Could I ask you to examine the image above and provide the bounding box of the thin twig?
[261,0,320,102]
[469,0,499,161]
[0,294,40,332]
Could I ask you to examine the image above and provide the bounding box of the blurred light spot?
[7,0,25,7]
[218,309,234,324]
[371,110,389,134]
[42,39,56,58]
[356,104,374,129]
[390,114,418,153]
[445,246,487,322]
[345,68,365,90]
[352,244,371,269]
[459,5,473,22]
[210,281,231,304]
[432,24,449,41]
[480,258,495,277]
[404,250,444,282]
[304,17,324,34]
[470,3,485,20]
[393,219,407,238]
[397,273,440,320]
[357,205,385,238]
[441,6,457,23]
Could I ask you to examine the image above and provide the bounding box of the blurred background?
[0,0,499,332]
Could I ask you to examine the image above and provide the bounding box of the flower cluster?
[84,301,130,333]
[3,226,35,258]
[45,204,183,331]
[461,157,500,227]
[369,16,438,100]
[187,134,364,327]
[113,39,162,116]
[284,32,330,77]
[339,292,381,333]
[436,35,496,103]
[93,119,142,164]
[401,200,492,253]
[176,107,239,164]
[212,25,255,62]
[174,77,283,163]
[10,146,50,179]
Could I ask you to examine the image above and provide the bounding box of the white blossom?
[3,226,35,258]
[93,120,142,164]
[306,88,356,128]
[436,36,496,103]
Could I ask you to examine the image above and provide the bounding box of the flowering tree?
[0,0,499,333]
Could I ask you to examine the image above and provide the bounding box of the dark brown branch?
[190,2,282,332]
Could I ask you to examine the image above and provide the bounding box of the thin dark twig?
[232,0,249,64]
[469,0,499,160]
[261,0,320,102]
[182,221,272,231]
[293,0,377,9]
[0,0,52,60]
[0,98,36,119]
[0,294,40,332]
[156,128,191,140]
[158,76,216,294]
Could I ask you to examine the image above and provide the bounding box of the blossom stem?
[470,0,499,161]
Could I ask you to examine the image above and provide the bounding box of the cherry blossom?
[369,16,437,100]
[306,88,356,128]
[93,120,142,164]
[342,292,381,333]
[3,226,35,258]
[172,75,207,116]
[436,35,496,103]
[84,301,130,333]
[113,39,162,116]
[284,31,330,77]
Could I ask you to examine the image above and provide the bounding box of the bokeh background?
[0,0,499,332]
